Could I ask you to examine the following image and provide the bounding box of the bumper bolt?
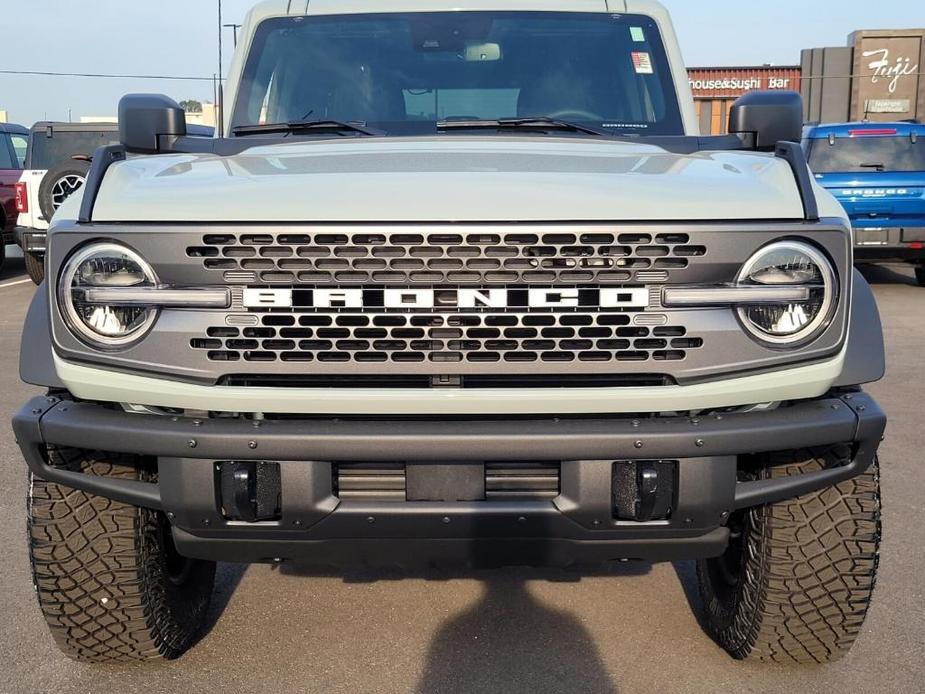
[293,520,302,527]
[592,520,601,527]
[695,439,704,448]
[167,512,175,520]
[634,440,644,449]
[193,419,202,426]
[188,439,197,448]
[518,516,526,524]
[442,516,451,524]
[366,516,375,524]
[248,441,258,449]
[202,519,211,526]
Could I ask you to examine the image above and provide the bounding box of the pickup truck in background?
[0,122,29,271]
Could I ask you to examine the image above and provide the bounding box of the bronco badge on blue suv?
[804,121,925,284]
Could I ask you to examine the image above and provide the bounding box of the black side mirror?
[728,91,803,151]
[118,94,187,153]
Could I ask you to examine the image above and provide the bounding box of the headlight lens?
[59,243,158,347]
[736,241,836,345]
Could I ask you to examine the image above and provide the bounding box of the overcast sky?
[1,0,921,125]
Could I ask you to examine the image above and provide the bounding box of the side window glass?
[0,136,14,169]
[10,135,28,168]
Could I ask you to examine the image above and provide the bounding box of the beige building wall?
[185,103,218,128]
[0,110,8,123]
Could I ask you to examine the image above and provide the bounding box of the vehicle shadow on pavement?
[193,562,248,648]
[0,256,26,282]
[279,561,649,693]
[414,571,623,694]
[857,262,916,286]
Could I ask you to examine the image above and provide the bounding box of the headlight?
[59,242,159,347]
[736,241,837,345]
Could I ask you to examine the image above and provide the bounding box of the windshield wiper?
[437,117,612,137]
[232,119,382,137]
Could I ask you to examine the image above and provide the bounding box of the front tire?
[28,448,216,662]
[697,448,881,664]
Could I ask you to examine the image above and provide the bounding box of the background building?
[687,66,801,134]
[802,29,924,124]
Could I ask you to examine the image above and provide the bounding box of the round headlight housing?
[736,241,837,345]
[59,242,158,348]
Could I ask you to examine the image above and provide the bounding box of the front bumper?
[13,392,885,566]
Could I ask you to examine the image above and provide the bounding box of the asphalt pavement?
[0,256,921,694]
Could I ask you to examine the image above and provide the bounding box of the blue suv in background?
[804,121,925,285]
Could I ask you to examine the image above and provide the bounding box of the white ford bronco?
[14,0,886,665]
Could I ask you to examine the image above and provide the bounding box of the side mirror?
[118,94,187,153]
[728,91,803,151]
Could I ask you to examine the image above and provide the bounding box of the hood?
[92,136,805,223]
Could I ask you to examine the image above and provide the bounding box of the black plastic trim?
[171,528,731,565]
[19,288,65,389]
[13,393,885,516]
[833,269,885,387]
[774,141,819,222]
[77,144,126,224]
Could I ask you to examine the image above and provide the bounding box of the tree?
[179,99,203,114]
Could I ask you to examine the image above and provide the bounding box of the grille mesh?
[187,232,706,286]
[194,313,703,365]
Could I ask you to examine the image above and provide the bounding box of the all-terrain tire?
[24,250,44,284]
[696,448,881,664]
[28,448,216,662]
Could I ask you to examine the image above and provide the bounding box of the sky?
[0,0,922,126]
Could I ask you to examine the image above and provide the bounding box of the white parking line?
[0,278,33,290]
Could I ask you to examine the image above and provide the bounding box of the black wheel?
[915,266,925,287]
[24,250,44,285]
[37,159,91,223]
[28,448,216,662]
[697,448,881,664]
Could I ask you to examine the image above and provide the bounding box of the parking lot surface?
[0,257,922,694]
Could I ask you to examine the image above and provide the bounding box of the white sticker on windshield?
[632,52,654,74]
[630,26,646,42]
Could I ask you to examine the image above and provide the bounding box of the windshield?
[27,129,120,170]
[807,135,925,174]
[231,12,683,137]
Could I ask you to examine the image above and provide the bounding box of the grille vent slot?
[485,463,560,500]
[195,313,704,365]
[335,463,406,501]
[190,231,704,285]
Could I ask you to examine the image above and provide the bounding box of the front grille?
[218,374,675,388]
[194,313,704,365]
[188,231,706,286]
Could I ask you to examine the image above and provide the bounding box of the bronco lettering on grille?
[241,287,651,311]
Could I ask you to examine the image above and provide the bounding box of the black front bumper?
[13,393,885,566]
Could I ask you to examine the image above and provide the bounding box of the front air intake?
[335,463,406,501]
[485,462,560,500]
